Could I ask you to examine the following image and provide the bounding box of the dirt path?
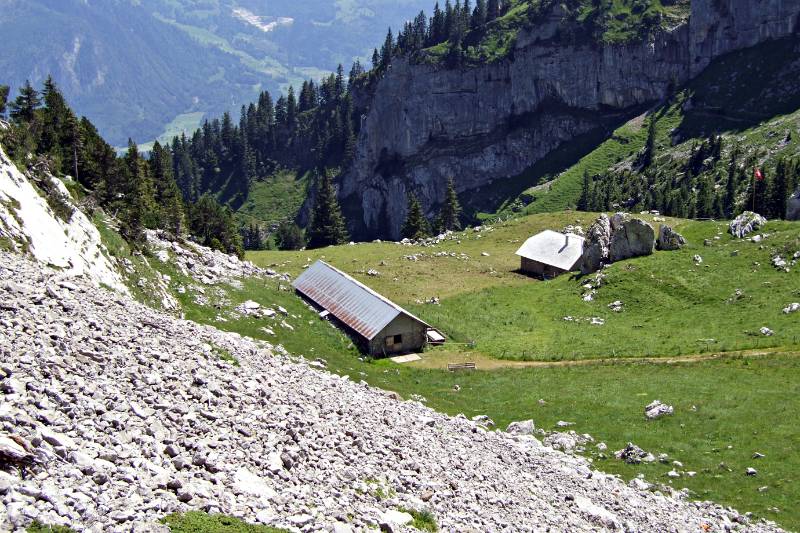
[407,347,799,370]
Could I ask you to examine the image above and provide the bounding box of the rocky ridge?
[0,250,784,532]
[341,0,800,239]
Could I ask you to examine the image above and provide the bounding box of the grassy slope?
[123,210,800,529]
[235,170,310,228]
[248,213,800,361]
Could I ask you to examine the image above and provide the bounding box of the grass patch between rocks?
[162,511,288,533]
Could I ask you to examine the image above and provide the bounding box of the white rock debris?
[0,146,126,292]
[0,252,782,532]
[644,400,674,420]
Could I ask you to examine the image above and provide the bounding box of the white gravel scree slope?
[0,252,782,532]
[0,146,126,293]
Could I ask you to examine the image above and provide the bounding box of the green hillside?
[115,206,800,530]
[505,36,800,219]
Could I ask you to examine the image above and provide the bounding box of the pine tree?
[9,80,41,123]
[695,175,715,219]
[380,29,395,70]
[724,147,739,218]
[0,85,9,117]
[487,0,500,21]
[150,141,185,237]
[307,172,349,248]
[472,0,487,29]
[578,170,591,211]
[642,118,657,168]
[436,178,462,232]
[372,48,380,70]
[276,221,306,250]
[771,157,791,219]
[402,191,431,240]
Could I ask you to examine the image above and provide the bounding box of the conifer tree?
[487,0,500,21]
[642,118,657,168]
[150,141,185,237]
[380,29,395,70]
[472,0,487,29]
[0,85,10,117]
[724,147,739,217]
[307,172,349,248]
[695,175,714,219]
[9,80,41,123]
[371,48,380,70]
[771,157,791,219]
[402,191,431,240]
[578,170,591,211]
[276,221,306,250]
[436,178,462,232]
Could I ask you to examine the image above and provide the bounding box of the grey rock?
[608,214,655,262]
[506,420,536,436]
[788,188,800,220]
[730,212,767,238]
[338,1,800,240]
[657,225,687,251]
[644,400,674,420]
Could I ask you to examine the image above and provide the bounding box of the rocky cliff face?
[341,0,800,240]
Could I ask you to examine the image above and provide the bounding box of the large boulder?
[578,214,612,274]
[609,213,655,262]
[579,213,655,274]
[729,211,767,238]
[788,188,800,221]
[656,225,686,251]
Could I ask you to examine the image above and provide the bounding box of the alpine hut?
[292,260,438,357]
[515,230,585,278]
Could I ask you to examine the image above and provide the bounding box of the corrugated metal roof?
[292,260,430,340]
[515,230,585,271]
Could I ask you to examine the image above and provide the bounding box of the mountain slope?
[0,248,785,531]
[339,0,800,239]
[0,0,431,146]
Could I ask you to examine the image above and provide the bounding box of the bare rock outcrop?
[656,225,687,251]
[339,0,800,239]
[729,211,767,238]
[609,213,655,262]
[578,214,612,274]
[579,213,654,274]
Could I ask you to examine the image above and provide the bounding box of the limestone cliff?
[340,0,800,240]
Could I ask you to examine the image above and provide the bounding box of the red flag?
[754,168,763,181]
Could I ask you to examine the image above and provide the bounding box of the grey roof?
[515,230,585,271]
[292,260,430,340]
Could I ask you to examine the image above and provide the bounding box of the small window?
[385,334,403,347]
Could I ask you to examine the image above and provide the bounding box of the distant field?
[126,112,207,154]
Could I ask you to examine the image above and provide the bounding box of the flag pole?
[752,167,756,213]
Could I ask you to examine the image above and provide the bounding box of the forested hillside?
[0,0,431,146]
[0,79,244,257]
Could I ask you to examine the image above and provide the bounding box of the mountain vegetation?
[0,0,432,146]
[496,36,800,223]
[0,78,243,257]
